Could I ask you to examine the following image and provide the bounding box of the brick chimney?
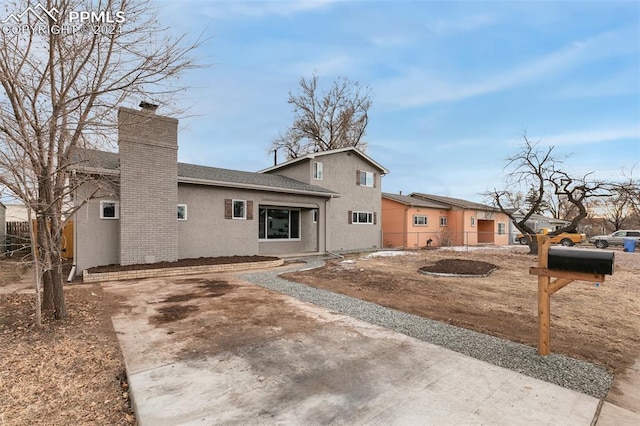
[118,105,178,265]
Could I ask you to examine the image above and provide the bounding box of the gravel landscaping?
[242,257,613,399]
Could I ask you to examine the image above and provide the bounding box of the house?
[71,105,387,275]
[507,209,571,244]
[381,192,511,247]
[4,203,32,222]
[381,193,451,248]
[260,147,388,252]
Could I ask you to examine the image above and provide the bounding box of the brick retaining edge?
[82,259,284,283]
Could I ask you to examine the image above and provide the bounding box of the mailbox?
[548,247,614,275]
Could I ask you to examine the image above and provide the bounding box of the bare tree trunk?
[27,212,42,328]
[36,216,55,312]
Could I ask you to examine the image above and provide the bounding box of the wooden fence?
[4,221,31,254]
[4,221,74,259]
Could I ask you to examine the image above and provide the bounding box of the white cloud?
[535,126,640,147]
[378,27,636,108]
[201,0,334,20]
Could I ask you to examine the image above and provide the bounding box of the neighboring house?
[4,203,31,222]
[71,105,387,275]
[381,192,510,247]
[506,209,571,244]
[381,193,451,248]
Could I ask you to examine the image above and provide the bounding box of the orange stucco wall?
[382,197,512,248]
[382,198,450,248]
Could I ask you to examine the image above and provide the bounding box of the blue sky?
[150,0,640,203]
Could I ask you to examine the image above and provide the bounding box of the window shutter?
[373,173,377,188]
[356,170,361,185]
[373,212,377,225]
[224,199,232,219]
[246,201,253,220]
[348,210,353,224]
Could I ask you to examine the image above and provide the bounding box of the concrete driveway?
[100,268,616,426]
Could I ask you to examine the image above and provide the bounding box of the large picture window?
[259,208,300,240]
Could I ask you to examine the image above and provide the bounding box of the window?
[312,161,323,180]
[351,211,375,225]
[225,199,253,220]
[259,208,300,240]
[413,215,428,226]
[100,200,119,219]
[259,208,301,239]
[312,209,318,223]
[439,216,447,227]
[471,217,476,227]
[177,204,187,220]
[233,200,246,219]
[357,170,375,187]
[498,222,506,235]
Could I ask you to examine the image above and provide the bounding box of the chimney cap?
[139,101,159,111]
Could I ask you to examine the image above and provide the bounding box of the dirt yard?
[2,247,638,423]
[283,247,640,375]
[0,260,135,426]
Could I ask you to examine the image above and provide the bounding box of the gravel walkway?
[242,257,613,399]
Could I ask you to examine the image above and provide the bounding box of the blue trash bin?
[623,238,636,253]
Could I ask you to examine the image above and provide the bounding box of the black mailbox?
[548,247,614,275]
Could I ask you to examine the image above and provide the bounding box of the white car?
[588,230,640,249]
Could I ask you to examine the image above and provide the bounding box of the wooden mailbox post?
[529,237,614,356]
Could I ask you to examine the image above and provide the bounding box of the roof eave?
[259,147,389,174]
[178,176,339,198]
[72,166,120,176]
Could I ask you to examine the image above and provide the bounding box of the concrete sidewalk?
[103,272,639,425]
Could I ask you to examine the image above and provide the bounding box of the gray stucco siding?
[177,184,327,258]
[267,160,313,184]
[265,150,385,253]
[74,183,120,272]
[318,153,383,251]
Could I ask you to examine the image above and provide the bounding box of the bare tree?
[0,0,201,319]
[486,134,608,254]
[272,72,372,160]
[613,167,640,228]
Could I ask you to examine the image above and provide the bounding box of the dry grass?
[0,261,135,426]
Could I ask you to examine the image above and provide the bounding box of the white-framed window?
[351,211,375,225]
[259,208,300,240]
[312,161,323,180]
[471,217,476,227]
[312,209,318,223]
[439,216,448,227]
[100,200,119,219]
[498,222,506,235]
[233,199,246,219]
[357,170,375,187]
[225,199,253,220]
[177,204,187,220]
[413,215,428,226]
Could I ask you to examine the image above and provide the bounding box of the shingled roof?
[72,149,337,197]
[410,192,498,212]
[382,193,450,209]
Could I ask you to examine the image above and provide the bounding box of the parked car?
[588,230,640,249]
[517,228,586,246]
